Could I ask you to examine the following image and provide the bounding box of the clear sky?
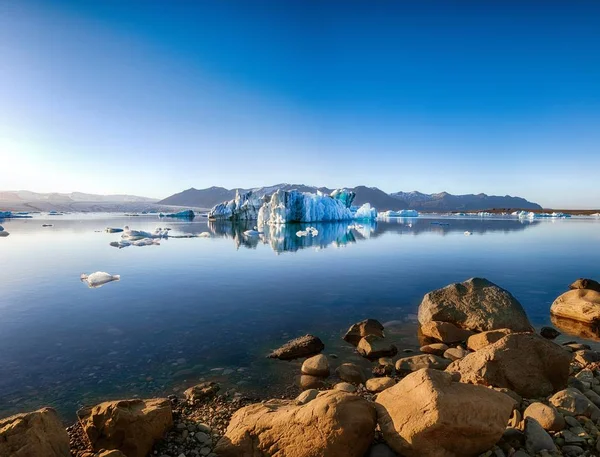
[1,1,599,207]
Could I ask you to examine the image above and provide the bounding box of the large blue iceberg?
[160,209,195,219]
[208,190,263,221]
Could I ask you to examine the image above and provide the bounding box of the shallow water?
[0,213,599,419]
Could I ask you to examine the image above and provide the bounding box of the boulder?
[466,329,513,351]
[570,278,600,293]
[95,452,127,457]
[375,369,514,457]
[268,334,324,360]
[443,347,469,361]
[522,402,565,431]
[0,407,70,457]
[77,398,173,457]
[549,388,600,420]
[184,381,219,403]
[395,354,451,375]
[550,289,600,325]
[295,389,319,405]
[540,326,561,339]
[419,321,474,344]
[296,375,325,389]
[420,343,448,356]
[418,278,533,332]
[334,382,357,393]
[367,443,399,457]
[335,363,367,385]
[446,333,571,398]
[343,319,384,346]
[365,377,396,393]
[357,335,398,359]
[524,417,557,453]
[301,354,330,377]
[214,390,376,457]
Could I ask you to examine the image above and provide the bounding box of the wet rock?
[446,333,571,398]
[267,334,324,360]
[365,377,396,393]
[77,398,173,457]
[335,363,367,385]
[466,329,513,351]
[0,407,70,457]
[523,402,565,431]
[395,354,451,375]
[214,390,376,457]
[376,368,514,457]
[419,321,474,344]
[540,327,561,339]
[343,319,384,346]
[357,335,398,359]
[418,277,533,332]
[301,354,330,377]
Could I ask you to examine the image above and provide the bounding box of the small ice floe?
[132,238,160,246]
[105,227,124,233]
[198,232,211,238]
[122,226,154,240]
[296,226,319,237]
[464,231,472,236]
[80,272,120,288]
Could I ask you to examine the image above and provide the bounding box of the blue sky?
[1,1,599,207]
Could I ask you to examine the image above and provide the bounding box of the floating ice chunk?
[132,238,160,246]
[160,209,195,219]
[353,203,378,220]
[296,226,319,237]
[464,231,472,236]
[42,224,53,227]
[80,272,120,288]
[198,232,211,238]
[109,240,132,249]
[105,227,124,233]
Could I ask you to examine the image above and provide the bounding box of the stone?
[420,343,448,356]
[367,443,398,457]
[0,407,70,457]
[443,347,469,361]
[570,278,600,293]
[214,390,376,457]
[562,445,584,456]
[365,377,396,393]
[295,389,319,405]
[375,369,515,457]
[296,375,325,389]
[267,334,324,360]
[395,354,451,375]
[446,333,571,398]
[335,363,367,385]
[357,335,398,359]
[334,382,357,393]
[418,278,533,332]
[549,388,600,420]
[574,349,600,366]
[523,402,565,431]
[301,354,329,377]
[466,329,513,351]
[77,398,173,457]
[372,364,393,377]
[420,321,474,344]
[184,382,219,403]
[583,389,600,407]
[524,418,557,453]
[95,451,127,457]
[540,327,561,339]
[550,289,600,325]
[343,319,384,346]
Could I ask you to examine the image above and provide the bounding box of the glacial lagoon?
[1,213,599,419]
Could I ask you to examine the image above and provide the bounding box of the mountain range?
[158,184,542,211]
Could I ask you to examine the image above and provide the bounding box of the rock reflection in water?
[550,315,600,342]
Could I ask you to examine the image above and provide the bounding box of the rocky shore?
[2,277,600,457]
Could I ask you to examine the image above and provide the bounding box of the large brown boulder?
[446,333,571,398]
[418,278,533,332]
[0,407,70,457]
[550,289,600,325]
[77,398,173,457]
[357,335,398,359]
[570,278,600,293]
[419,321,474,344]
[466,329,513,351]
[375,369,514,457]
[214,390,376,457]
[268,334,324,360]
[343,319,384,346]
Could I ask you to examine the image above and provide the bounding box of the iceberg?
[160,209,195,219]
[379,209,419,218]
[0,211,32,219]
[209,190,263,221]
[257,188,355,225]
[105,227,124,233]
[353,203,377,220]
[80,271,120,288]
[464,231,472,236]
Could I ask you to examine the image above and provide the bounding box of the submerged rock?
[77,398,173,457]
[446,333,571,398]
[267,334,324,360]
[418,277,533,333]
[214,390,376,457]
[376,368,514,457]
[0,407,70,457]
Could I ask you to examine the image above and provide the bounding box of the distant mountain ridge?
[0,190,157,203]
[159,184,542,211]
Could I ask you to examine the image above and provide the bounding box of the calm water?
[1,213,599,419]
